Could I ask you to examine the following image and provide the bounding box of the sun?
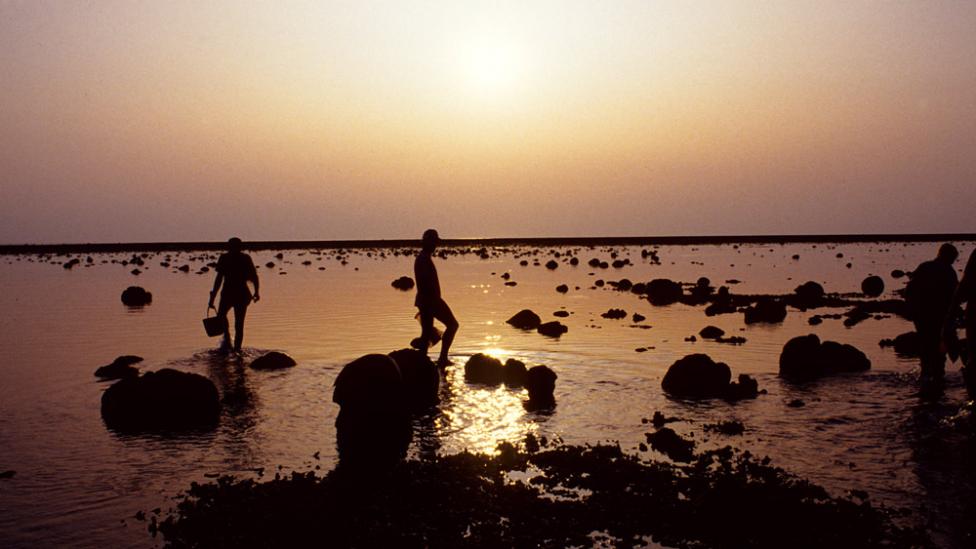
[462,42,524,97]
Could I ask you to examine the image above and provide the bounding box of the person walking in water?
[415,229,458,366]
[905,243,958,380]
[946,248,976,394]
[208,237,260,352]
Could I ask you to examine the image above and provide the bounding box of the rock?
[601,308,627,319]
[503,358,528,387]
[744,300,787,324]
[646,279,683,306]
[388,349,439,410]
[101,369,220,432]
[553,310,570,318]
[843,306,871,327]
[545,260,558,270]
[727,374,759,400]
[569,257,579,266]
[537,321,568,338]
[612,278,633,292]
[645,428,694,462]
[632,313,646,323]
[685,335,697,342]
[94,355,143,380]
[891,269,906,279]
[861,276,884,297]
[588,258,601,267]
[779,334,871,380]
[120,286,152,306]
[526,365,557,407]
[704,420,745,435]
[464,353,504,385]
[699,326,725,339]
[250,351,297,370]
[661,354,732,398]
[555,284,569,293]
[787,399,806,407]
[0,470,14,479]
[333,354,411,465]
[879,331,920,357]
[793,281,825,305]
[391,276,415,291]
[507,309,541,330]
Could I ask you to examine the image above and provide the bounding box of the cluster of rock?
[506,309,568,338]
[661,354,759,401]
[779,334,871,380]
[463,354,557,408]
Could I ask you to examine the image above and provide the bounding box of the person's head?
[422,229,440,252]
[228,237,243,253]
[937,243,959,264]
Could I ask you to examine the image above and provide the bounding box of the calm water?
[1,241,975,547]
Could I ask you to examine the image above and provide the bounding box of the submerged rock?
[662,354,731,398]
[537,321,568,338]
[507,309,541,330]
[250,351,296,370]
[464,353,505,385]
[526,365,557,408]
[101,369,220,432]
[94,355,143,380]
[779,334,871,380]
[391,276,415,291]
[120,286,152,306]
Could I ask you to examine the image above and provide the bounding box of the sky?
[1,1,975,244]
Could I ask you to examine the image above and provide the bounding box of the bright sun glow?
[462,41,524,97]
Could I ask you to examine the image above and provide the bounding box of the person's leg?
[432,299,458,365]
[915,320,945,378]
[418,308,435,351]
[232,302,248,352]
[216,297,233,349]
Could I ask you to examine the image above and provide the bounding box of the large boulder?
[388,348,439,410]
[526,365,557,408]
[661,354,732,399]
[779,334,871,380]
[101,369,220,432]
[120,286,152,306]
[391,276,415,291]
[537,321,568,338]
[250,351,296,370]
[861,276,885,297]
[333,354,410,465]
[646,279,683,306]
[507,309,542,330]
[503,358,528,387]
[744,300,787,324]
[464,353,504,385]
[94,355,143,380]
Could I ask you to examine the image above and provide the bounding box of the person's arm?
[248,256,260,302]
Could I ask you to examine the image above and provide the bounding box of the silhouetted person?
[906,243,958,378]
[946,248,976,394]
[414,229,458,366]
[208,237,260,352]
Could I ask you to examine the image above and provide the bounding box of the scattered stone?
[645,427,695,462]
[101,369,220,432]
[744,300,787,324]
[793,281,825,306]
[861,276,884,297]
[787,399,806,408]
[505,281,518,287]
[646,279,683,306]
[716,336,747,345]
[684,335,697,342]
[699,326,725,339]
[391,276,415,291]
[704,420,745,435]
[891,269,906,279]
[250,351,297,370]
[632,313,646,323]
[553,310,570,318]
[0,470,14,479]
[94,355,143,380]
[545,260,558,270]
[843,306,871,327]
[779,334,871,380]
[537,321,568,338]
[601,308,627,319]
[464,354,504,385]
[555,284,569,293]
[507,309,541,330]
[120,286,152,306]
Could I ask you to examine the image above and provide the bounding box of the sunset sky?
[1,1,974,243]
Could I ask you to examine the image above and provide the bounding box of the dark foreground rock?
[120,286,152,306]
[101,369,220,432]
[250,351,296,370]
[154,439,928,549]
[507,309,541,330]
[780,334,871,380]
[332,354,411,465]
[94,355,143,380]
[525,365,557,409]
[465,353,505,385]
[388,349,439,410]
[391,276,415,291]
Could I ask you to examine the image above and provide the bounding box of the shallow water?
[1,240,975,547]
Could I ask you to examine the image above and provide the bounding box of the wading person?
[946,248,976,395]
[208,237,260,352]
[414,229,458,366]
[906,243,958,380]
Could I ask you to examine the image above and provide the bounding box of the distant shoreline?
[1,233,974,255]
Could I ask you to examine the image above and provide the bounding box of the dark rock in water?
[779,334,871,380]
[101,369,220,432]
[646,279,683,306]
[250,351,296,370]
[704,420,745,435]
[553,310,570,318]
[588,258,601,268]
[843,306,871,327]
[744,300,787,324]
[537,321,568,338]
[787,399,806,408]
[545,260,558,270]
[699,326,725,339]
[465,353,504,385]
[650,411,678,427]
[391,276,415,291]
[630,282,646,295]
[861,275,884,297]
[0,470,14,479]
[63,258,81,269]
[601,308,627,319]
[526,365,557,407]
[717,336,747,345]
[793,281,824,306]
[120,286,152,306]
[727,374,759,400]
[685,335,697,342]
[632,313,646,323]
[612,278,633,292]
[891,269,906,279]
[504,281,517,287]
[333,354,411,465]
[645,427,694,462]
[409,325,442,350]
[507,309,541,330]
[94,355,143,380]
[808,316,824,326]
[569,257,579,266]
[503,358,528,387]
[879,331,920,357]
[388,349,439,410]
[555,284,569,294]
[662,354,731,398]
